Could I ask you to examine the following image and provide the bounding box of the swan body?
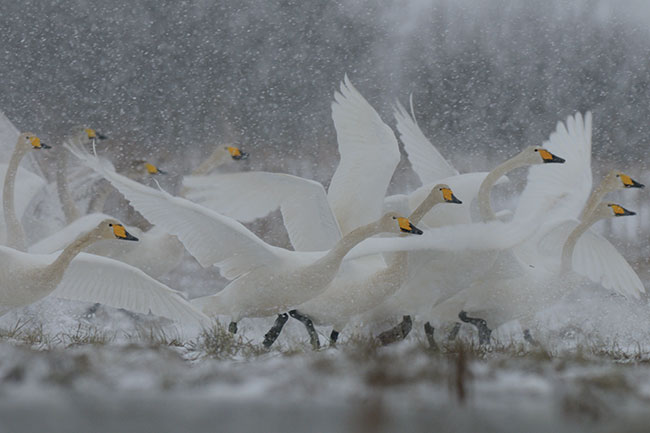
[0,218,207,324]
[434,202,642,329]
[292,185,461,332]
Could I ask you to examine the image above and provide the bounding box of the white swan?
[288,184,462,347]
[0,218,208,325]
[433,202,642,334]
[3,133,51,251]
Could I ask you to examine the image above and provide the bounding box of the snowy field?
[3,0,650,432]
[0,257,649,433]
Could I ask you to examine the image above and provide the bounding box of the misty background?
[0,0,648,261]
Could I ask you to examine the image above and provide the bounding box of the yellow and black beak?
[609,204,636,217]
[441,187,462,204]
[110,223,139,241]
[396,217,423,235]
[537,148,565,164]
[619,174,644,189]
[29,136,50,149]
[226,146,249,161]
[144,162,166,175]
[85,128,108,140]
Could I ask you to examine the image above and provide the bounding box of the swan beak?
[144,162,166,175]
[227,146,249,160]
[620,174,644,189]
[112,224,139,241]
[539,149,565,164]
[442,188,462,204]
[397,217,423,235]
[609,204,636,217]
[29,136,50,149]
[85,128,108,140]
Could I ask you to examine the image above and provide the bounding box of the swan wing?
[53,253,210,325]
[394,98,458,185]
[345,217,540,260]
[328,76,400,235]
[515,112,592,221]
[538,220,644,299]
[183,171,341,251]
[64,142,289,278]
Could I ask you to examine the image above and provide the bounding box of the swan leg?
[228,321,238,334]
[523,329,539,346]
[447,322,462,341]
[85,302,102,318]
[262,313,289,348]
[330,330,339,346]
[423,322,439,351]
[377,315,413,346]
[458,311,491,345]
[288,310,320,350]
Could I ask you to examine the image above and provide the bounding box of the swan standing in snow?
[366,143,565,343]
[4,133,51,251]
[0,218,208,324]
[283,184,462,349]
[434,202,642,339]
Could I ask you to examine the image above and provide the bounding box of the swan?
[189,145,248,176]
[363,143,566,341]
[286,184,462,348]
[56,127,108,223]
[0,218,208,325]
[432,202,642,337]
[4,133,51,251]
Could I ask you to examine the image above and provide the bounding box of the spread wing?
[394,97,458,185]
[327,75,400,235]
[54,253,210,325]
[183,171,341,251]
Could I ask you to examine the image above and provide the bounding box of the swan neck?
[409,194,443,224]
[318,221,382,269]
[45,227,100,282]
[56,152,80,223]
[4,143,28,250]
[561,217,598,274]
[579,179,608,220]
[478,156,525,221]
[191,148,227,176]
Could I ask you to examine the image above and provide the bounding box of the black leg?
[423,322,439,351]
[523,329,539,346]
[85,303,101,317]
[377,315,413,346]
[228,321,238,334]
[262,313,289,348]
[288,310,320,350]
[447,322,461,341]
[330,330,339,346]
[459,311,491,345]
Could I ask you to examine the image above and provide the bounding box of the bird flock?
[0,75,645,351]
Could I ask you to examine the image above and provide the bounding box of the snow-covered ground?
[0,259,649,433]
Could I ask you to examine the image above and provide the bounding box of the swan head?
[96,219,139,242]
[433,184,463,204]
[605,170,645,189]
[83,128,108,141]
[381,212,423,235]
[131,160,167,176]
[586,202,636,221]
[527,146,565,164]
[225,145,248,161]
[18,133,50,150]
